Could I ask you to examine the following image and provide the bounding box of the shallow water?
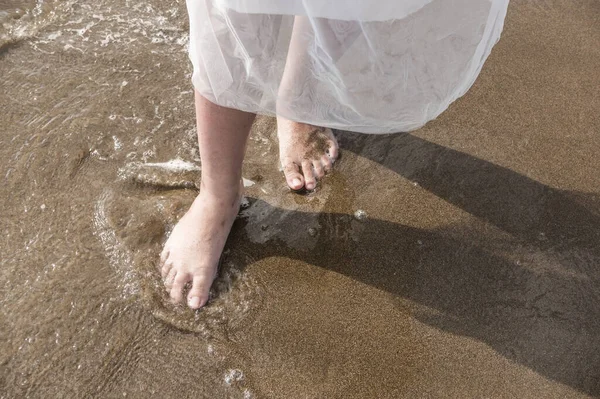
[2,0,600,397]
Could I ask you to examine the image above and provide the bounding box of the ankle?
[196,179,243,203]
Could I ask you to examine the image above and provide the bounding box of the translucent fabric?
[186,0,509,133]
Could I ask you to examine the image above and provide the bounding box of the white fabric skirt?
[186,0,509,133]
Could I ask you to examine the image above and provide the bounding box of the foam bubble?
[354,209,367,220]
[142,159,201,173]
[223,369,244,385]
[117,160,201,189]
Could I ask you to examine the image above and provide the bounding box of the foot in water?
[277,117,339,191]
[159,182,242,309]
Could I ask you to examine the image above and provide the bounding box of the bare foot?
[159,183,242,309]
[277,117,339,191]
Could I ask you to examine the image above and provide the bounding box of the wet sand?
[1,0,600,397]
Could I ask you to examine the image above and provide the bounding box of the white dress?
[186,0,509,133]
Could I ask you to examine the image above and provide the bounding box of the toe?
[321,155,333,172]
[160,248,169,263]
[161,260,172,279]
[164,267,177,291]
[301,160,316,190]
[326,139,339,160]
[187,274,212,309]
[159,249,169,269]
[282,161,304,190]
[169,272,190,304]
[313,160,325,179]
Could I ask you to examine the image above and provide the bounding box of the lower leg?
[160,91,255,309]
[277,16,339,191]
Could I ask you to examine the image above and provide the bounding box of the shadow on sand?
[229,132,600,396]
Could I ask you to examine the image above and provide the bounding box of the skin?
[161,15,341,309]
[160,92,339,309]
[160,93,254,309]
[276,15,339,191]
[277,119,338,191]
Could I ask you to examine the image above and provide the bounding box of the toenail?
[189,296,201,308]
[292,178,301,187]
